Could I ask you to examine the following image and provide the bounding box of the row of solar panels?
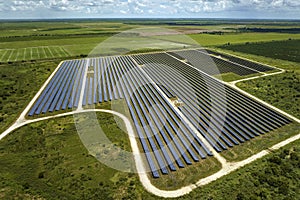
[198,49,273,72]
[168,50,261,76]
[29,57,128,115]
[82,57,126,106]
[28,49,274,116]
[131,52,291,152]
[28,60,86,116]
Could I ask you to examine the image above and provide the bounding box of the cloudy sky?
[0,0,300,19]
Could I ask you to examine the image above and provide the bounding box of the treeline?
[234,27,300,33]
[220,39,300,63]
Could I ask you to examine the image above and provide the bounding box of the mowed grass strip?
[0,49,9,61]
[10,49,18,61]
[3,49,13,61]
[39,47,47,59]
[32,47,40,59]
[58,46,71,57]
[0,46,73,62]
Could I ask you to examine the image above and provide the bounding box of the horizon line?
[1,17,300,21]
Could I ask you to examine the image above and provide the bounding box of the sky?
[0,0,300,19]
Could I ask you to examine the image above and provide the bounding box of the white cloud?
[120,10,128,14]
[0,0,299,18]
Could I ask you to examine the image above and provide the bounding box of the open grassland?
[237,71,300,119]
[0,114,152,200]
[220,39,300,63]
[152,32,300,47]
[0,61,59,133]
[0,21,132,37]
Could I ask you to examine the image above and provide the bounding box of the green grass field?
[0,46,70,62]
[0,114,152,200]
[0,61,59,133]
[237,71,300,119]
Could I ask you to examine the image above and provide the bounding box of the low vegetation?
[0,61,59,133]
[237,71,300,119]
[0,114,152,200]
[125,48,165,55]
[213,72,261,82]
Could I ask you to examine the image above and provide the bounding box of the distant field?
[0,46,70,62]
[0,36,108,60]
[1,21,300,63]
[0,21,131,37]
[219,39,300,63]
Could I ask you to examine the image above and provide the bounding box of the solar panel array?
[28,60,86,116]
[168,50,258,76]
[82,57,125,106]
[28,50,291,178]
[87,56,212,178]
[132,53,291,152]
[199,49,274,72]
